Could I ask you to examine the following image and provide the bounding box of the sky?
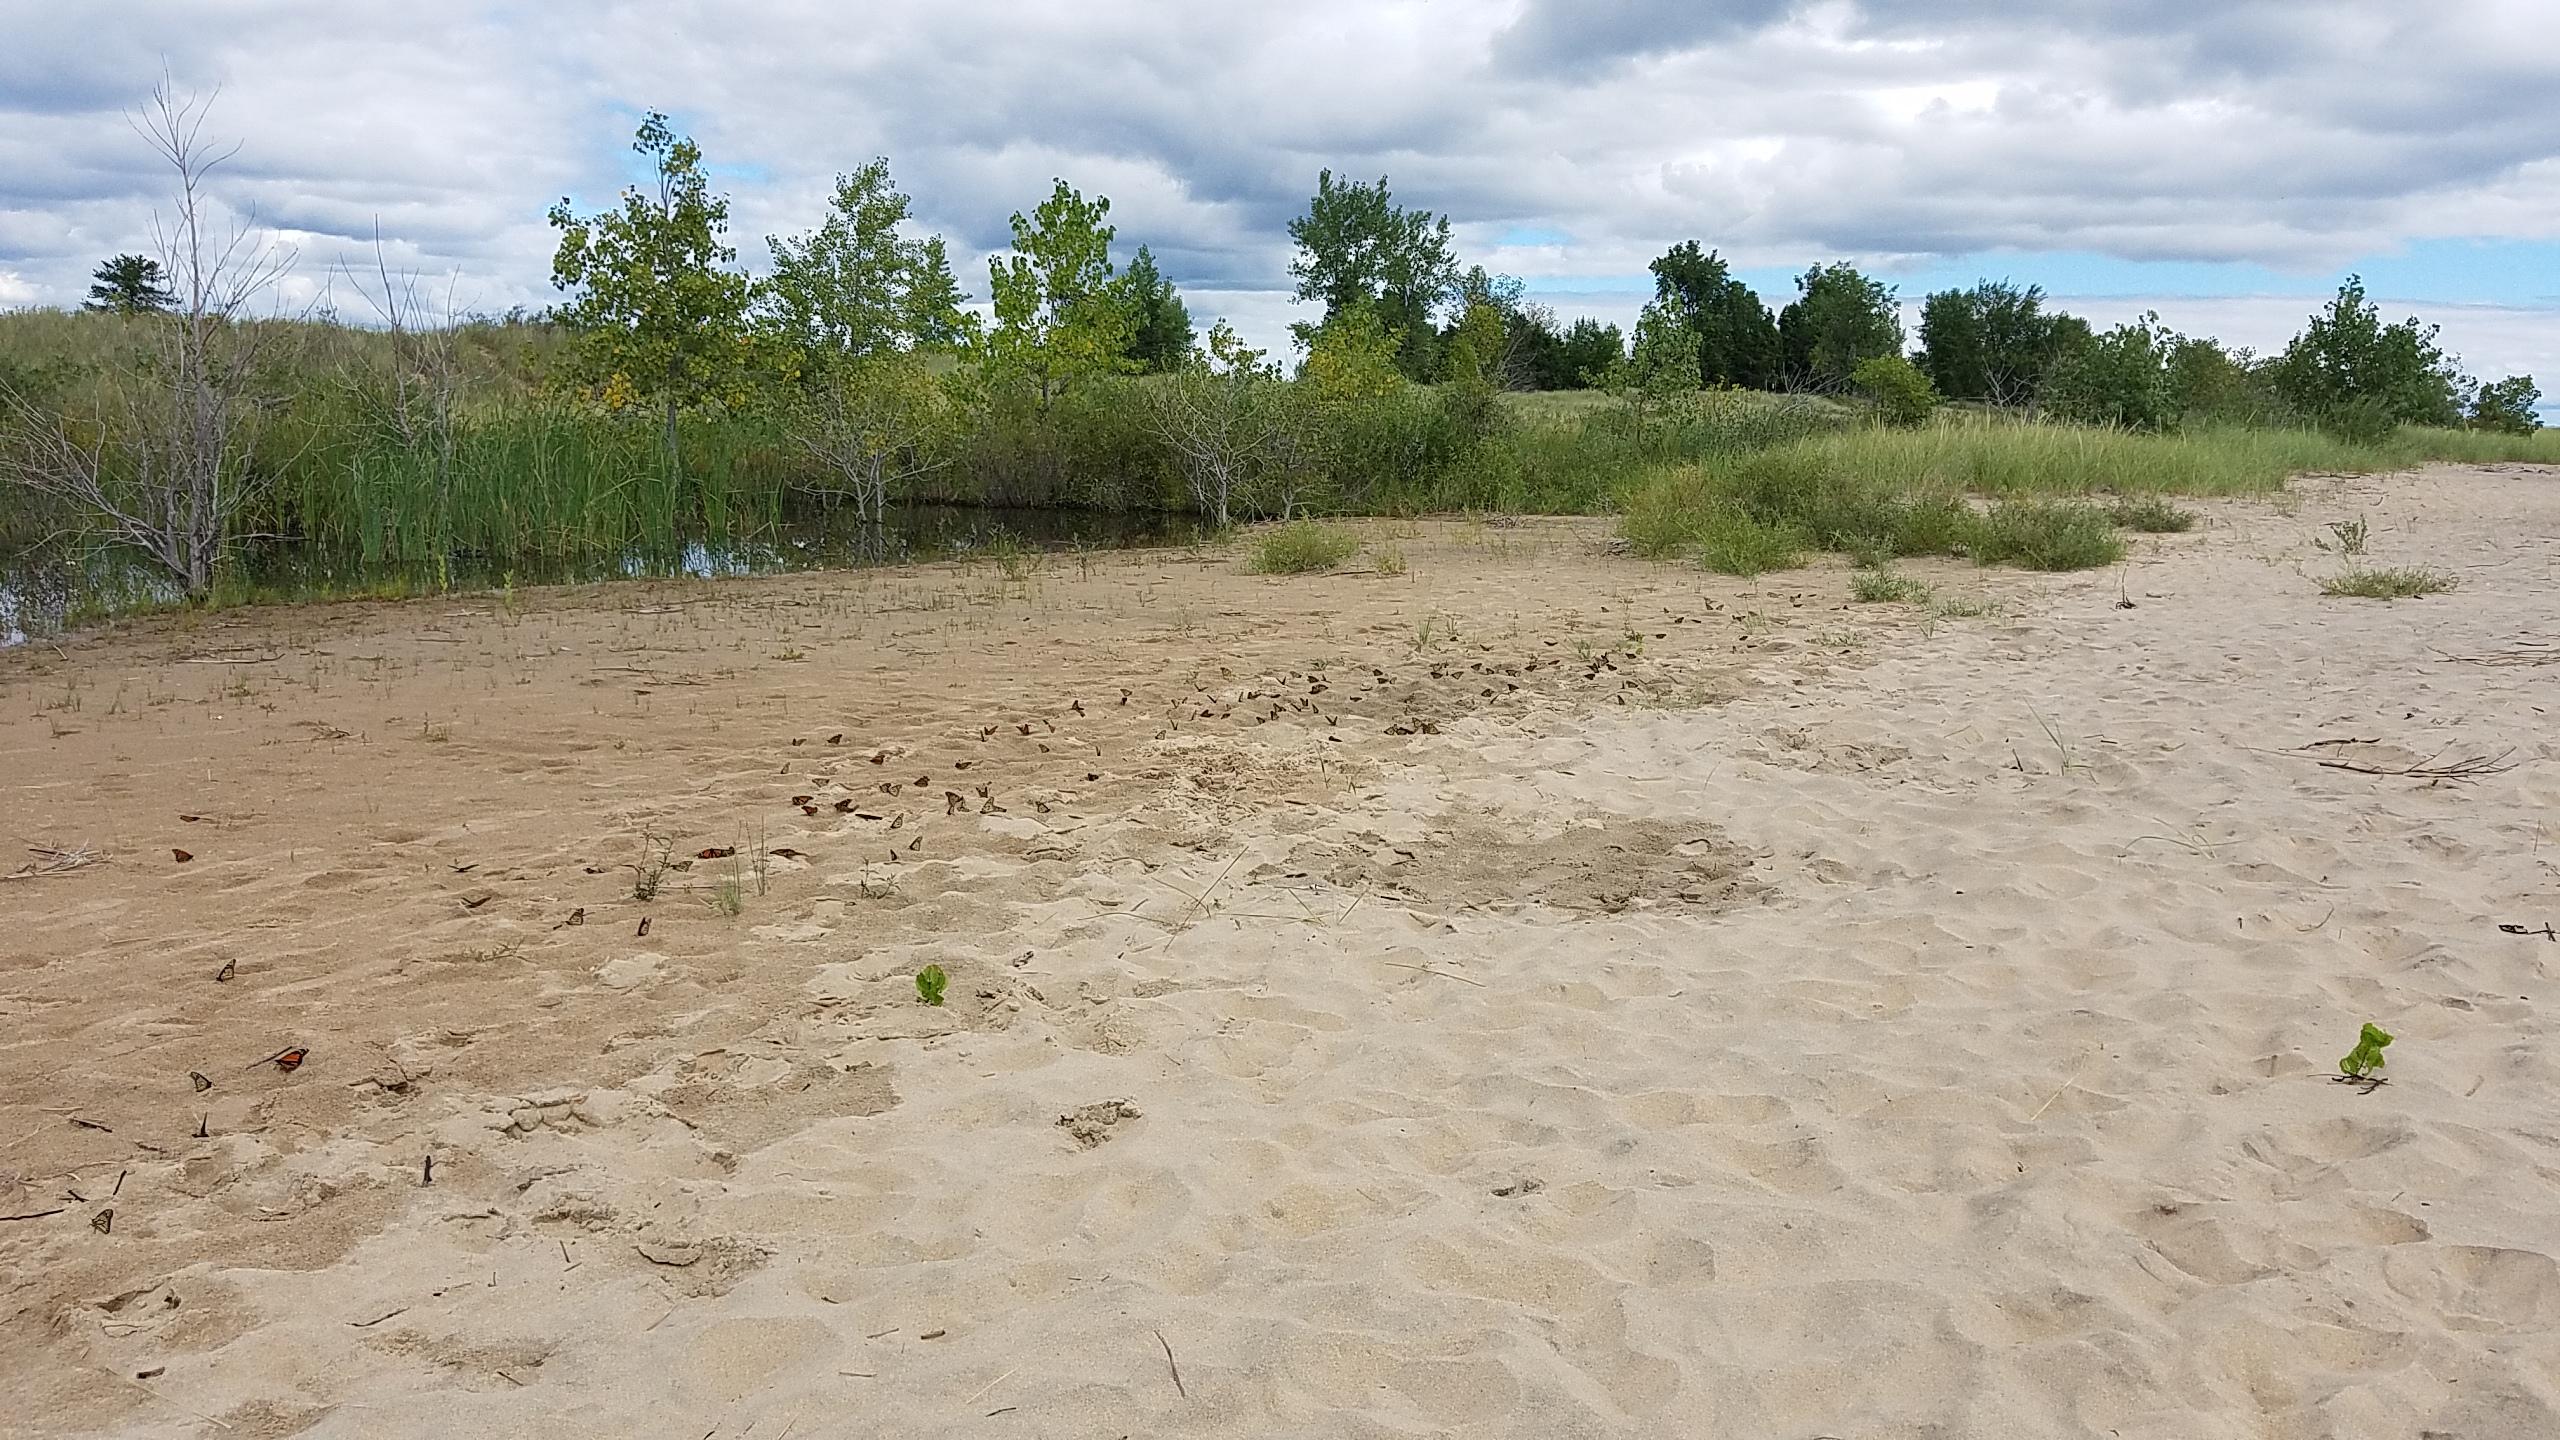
[2,0,2555,408]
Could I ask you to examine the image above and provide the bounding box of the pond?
[0,502,1201,646]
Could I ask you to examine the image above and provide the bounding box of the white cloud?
[0,269,37,306]
[0,0,2551,375]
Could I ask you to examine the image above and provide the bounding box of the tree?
[1,84,292,599]
[2041,313,2175,431]
[1148,320,1290,527]
[787,350,967,524]
[85,254,176,315]
[983,180,1134,407]
[1555,317,1625,388]
[1286,171,1458,380]
[1915,281,2076,405]
[1648,242,1779,389]
[1437,267,1554,390]
[2165,335,2279,424]
[1599,301,1704,438]
[1850,354,1938,427]
[758,159,970,374]
[2269,276,2466,429]
[2471,375,2541,434]
[547,112,752,478]
[1115,245,1194,374]
[1777,263,1902,391]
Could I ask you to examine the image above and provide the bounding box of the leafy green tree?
[1850,354,1938,427]
[1148,319,1291,527]
[2041,313,2175,430]
[1600,301,1704,438]
[2165,335,2281,424]
[1286,170,1458,380]
[1777,263,1903,391]
[1916,280,2076,404]
[1436,267,1556,390]
[1555,317,1625,388]
[1114,245,1194,374]
[1648,242,1779,389]
[547,112,753,476]
[2471,375,2541,434]
[758,159,972,374]
[2270,276,2466,429]
[983,180,1135,408]
[85,253,176,315]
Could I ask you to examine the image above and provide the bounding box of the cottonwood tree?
[1599,301,1706,439]
[0,83,293,599]
[1286,171,1457,380]
[2270,276,2467,429]
[983,180,1134,408]
[547,113,752,478]
[1147,320,1291,527]
[757,160,977,519]
[1115,245,1194,374]
[1648,243,1779,389]
[85,253,177,315]
[1916,280,2080,405]
[2470,375,2541,435]
[1777,263,1903,391]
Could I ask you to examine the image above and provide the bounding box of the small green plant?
[2108,496,2198,533]
[1929,592,2002,619]
[2319,566,2455,599]
[1848,353,1940,427]
[1373,545,1407,577]
[1251,521,1361,574]
[984,531,1036,581]
[2319,515,2370,555]
[915,963,948,1006]
[1850,569,1932,604]
[2338,1021,2392,1078]
[1962,500,2125,572]
[704,877,745,917]
[1694,511,1804,577]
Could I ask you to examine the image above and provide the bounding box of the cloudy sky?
[3,0,2555,399]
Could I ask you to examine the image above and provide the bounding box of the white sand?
[3,466,2556,1437]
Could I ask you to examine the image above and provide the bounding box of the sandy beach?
[3,464,2556,1438]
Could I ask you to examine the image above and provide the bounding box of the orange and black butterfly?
[246,1046,309,1073]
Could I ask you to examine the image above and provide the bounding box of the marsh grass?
[1963,500,2126,571]
[2320,566,2456,599]
[1251,521,1361,574]
[1695,512,1805,576]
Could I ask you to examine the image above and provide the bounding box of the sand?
[3,465,2557,1438]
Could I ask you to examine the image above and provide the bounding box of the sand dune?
[3,467,2556,1438]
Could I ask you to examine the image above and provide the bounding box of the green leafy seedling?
[2339,1021,2392,1078]
[915,964,948,1007]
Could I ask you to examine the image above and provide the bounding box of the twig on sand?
[2028,1062,2091,1122]
[1165,853,1245,929]
[961,1365,1021,1407]
[1377,960,1486,988]
[2311,747,2517,781]
[4,845,103,881]
[1153,1329,1187,1399]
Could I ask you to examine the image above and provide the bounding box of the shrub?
[2319,566,2455,599]
[2471,376,2542,435]
[2107,496,2197,532]
[1694,510,1805,576]
[1848,354,1939,427]
[1850,569,1932,604]
[1962,500,2125,571]
[2042,316,2175,431]
[1250,520,1361,574]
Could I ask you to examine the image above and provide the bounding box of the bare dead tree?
[785,353,960,525]
[337,224,461,524]
[1146,364,1292,528]
[0,81,293,598]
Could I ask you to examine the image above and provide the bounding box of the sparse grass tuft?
[1373,545,1407,577]
[1962,500,2125,571]
[1850,569,1933,604]
[2108,496,2198,532]
[2319,566,2455,599]
[1250,521,1361,575]
[1929,592,2003,619]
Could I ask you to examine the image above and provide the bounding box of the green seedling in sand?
[915,964,948,1006]
[2338,1022,2393,1082]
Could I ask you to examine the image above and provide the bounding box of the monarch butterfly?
[245,1046,309,1073]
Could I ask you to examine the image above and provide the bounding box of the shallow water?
[0,502,1196,646]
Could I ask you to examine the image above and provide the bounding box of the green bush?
[1848,354,1940,427]
[2107,496,2198,532]
[1694,510,1805,576]
[1962,500,2124,571]
[1250,521,1361,574]
[1850,569,1932,603]
[2471,376,2542,436]
[2320,566,2455,599]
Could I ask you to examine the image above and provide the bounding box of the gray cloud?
[0,0,2550,381]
